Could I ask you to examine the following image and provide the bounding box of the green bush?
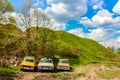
[0,67,18,80]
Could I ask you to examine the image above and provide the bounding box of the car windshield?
[40,59,53,63]
[59,59,69,63]
[24,59,34,62]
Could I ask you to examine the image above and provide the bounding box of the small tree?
[107,46,115,52]
[17,0,54,56]
[17,0,34,55]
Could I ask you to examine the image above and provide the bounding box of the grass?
[97,70,120,79]
[54,30,120,66]
[0,67,18,80]
[77,72,86,77]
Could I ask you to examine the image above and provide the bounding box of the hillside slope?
[30,27,120,65]
[0,25,119,66]
[54,30,120,65]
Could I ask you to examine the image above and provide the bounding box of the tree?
[0,0,13,14]
[17,0,54,56]
[107,46,115,52]
[0,0,14,24]
[17,0,34,55]
[0,0,14,57]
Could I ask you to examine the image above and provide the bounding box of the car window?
[59,60,69,63]
[40,59,53,63]
[24,59,34,62]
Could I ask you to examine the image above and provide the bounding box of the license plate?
[23,67,29,69]
[42,67,48,69]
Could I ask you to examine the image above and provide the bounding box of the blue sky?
[9,0,120,48]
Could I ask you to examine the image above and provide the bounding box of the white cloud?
[89,0,102,5]
[80,17,93,27]
[68,28,85,37]
[93,1,104,10]
[92,10,113,26]
[101,38,120,49]
[33,0,45,8]
[68,28,120,48]
[68,28,106,41]
[10,8,65,31]
[88,0,104,10]
[116,37,120,43]
[113,0,120,14]
[87,28,106,41]
[80,9,120,27]
[48,20,66,30]
[47,3,67,15]
[45,0,87,30]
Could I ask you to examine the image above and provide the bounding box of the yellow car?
[19,56,36,71]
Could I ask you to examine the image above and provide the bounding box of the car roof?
[24,56,34,59]
[59,59,68,60]
[41,57,52,59]
[40,57,52,61]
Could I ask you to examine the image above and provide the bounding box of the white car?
[38,57,54,71]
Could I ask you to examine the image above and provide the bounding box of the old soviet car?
[19,56,36,71]
[38,57,54,71]
[57,59,70,71]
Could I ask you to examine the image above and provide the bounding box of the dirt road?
[14,64,120,80]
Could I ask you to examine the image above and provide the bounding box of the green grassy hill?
[30,27,120,66]
[0,24,120,66]
[56,31,120,65]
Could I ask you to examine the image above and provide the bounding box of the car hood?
[57,63,70,67]
[38,63,54,67]
[20,62,35,67]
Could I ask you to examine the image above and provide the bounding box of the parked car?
[57,59,70,71]
[19,56,36,71]
[38,57,54,71]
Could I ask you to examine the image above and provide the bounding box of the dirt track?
[14,64,120,80]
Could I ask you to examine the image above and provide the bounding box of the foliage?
[56,41,79,58]
[0,67,18,80]
[0,0,15,24]
[0,24,25,57]
[17,0,53,55]
[0,0,14,14]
